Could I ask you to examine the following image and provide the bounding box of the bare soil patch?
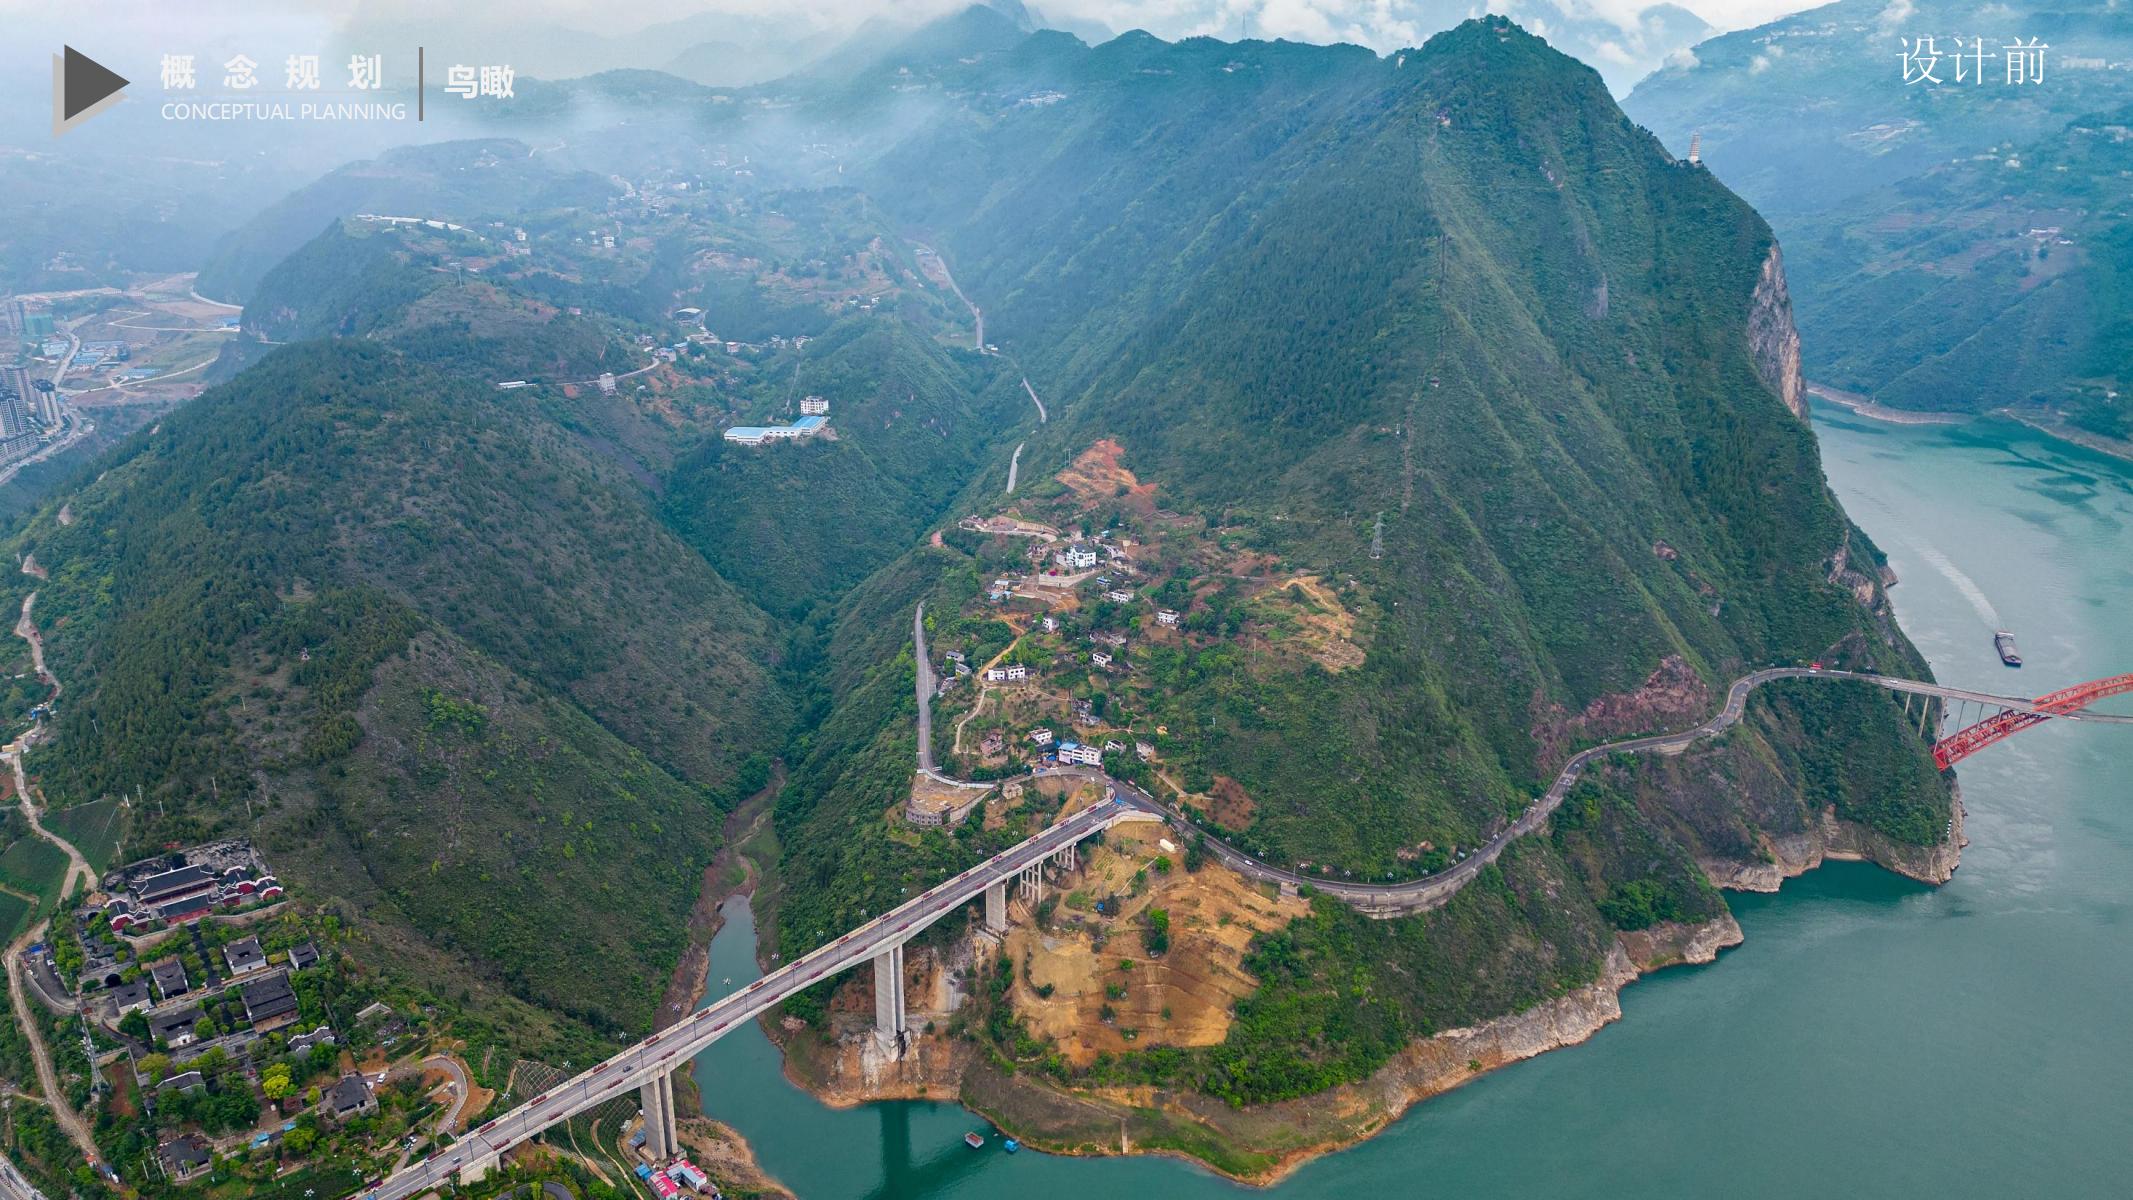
[1006,825,1304,1065]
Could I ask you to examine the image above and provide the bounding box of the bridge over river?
[357,621,2128,1197]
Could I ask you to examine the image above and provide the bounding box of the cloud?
[1663,44,1700,68]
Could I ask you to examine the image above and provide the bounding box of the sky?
[0,0,1835,59]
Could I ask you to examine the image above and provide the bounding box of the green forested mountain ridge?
[3,323,789,1038]
[663,317,1026,620]
[785,15,1948,864]
[755,15,1951,1106]
[194,137,618,304]
[1782,103,2132,433]
[2,11,1957,1118]
[1622,0,2133,430]
[1622,0,2133,218]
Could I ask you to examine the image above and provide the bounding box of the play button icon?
[52,46,129,136]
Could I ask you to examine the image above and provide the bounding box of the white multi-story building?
[1156,609,1181,627]
[1027,727,1054,746]
[1056,545,1098,571]
[1057,742,1103,766]
[800,395,829,415]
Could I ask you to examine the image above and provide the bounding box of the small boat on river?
[1994,630,2023,667]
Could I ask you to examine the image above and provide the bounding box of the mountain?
[5,9,1958,1147]
[6,235,791,1043]
[1624,0,2133,217]
[193,139,617,304]
[1784,102,2132,433]
[755,14,1952,1122]
[1622,0,2133,431]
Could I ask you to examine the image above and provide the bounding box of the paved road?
[3,926,101,1171]
[1027,664,2129,917]
[1020,378,1047,424]
[364,657,2128,1197]
[364,798,1146,1199]
[1006,442,1023,495]
[0,407,93,490]
[912,604,988,792]
[0,591,105,1172]
[912,243,983,351]
[0,1149,49,1200]
[914,604,938,774]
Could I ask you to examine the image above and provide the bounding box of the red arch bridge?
[1896,671,2133,769]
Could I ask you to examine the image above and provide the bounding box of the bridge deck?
[368,798,1147,1198]
[366,662,2128,1197]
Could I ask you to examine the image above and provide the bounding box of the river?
[694,407,2133,1198]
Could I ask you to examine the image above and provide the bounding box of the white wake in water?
[1911,540,2001,629]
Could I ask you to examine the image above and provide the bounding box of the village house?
[290,1027,339,1057]
[108,981,150,1017]
[286,942,321,971]
[980,730,1006,756]
[1103,588,1133,604]
[149,1006,201,1049]
[159,1134,212,1182]
[1041,616,1059,633]
[1055,545,1098,571]
[984,664,1029,683]
[1091,652,1113,669]
[1056,742,1103,767]
[240,971,300,1032]
[1136,740,1156,761]
[149,959,189,1002]
[157,1070,205,1097]
[327,1072,377,1122]
[1027,727,1054,747]
[223,936,267,976]
[288,1026,338,1056]
[1156,609,1181,627]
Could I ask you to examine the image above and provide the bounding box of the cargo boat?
[965,1131,986,1149]
[1994,630,2023,667]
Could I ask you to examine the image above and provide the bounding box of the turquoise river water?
[693,406,2133,1198]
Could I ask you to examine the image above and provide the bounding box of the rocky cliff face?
[1702,790,1967,891]
[1750,243,1808,421]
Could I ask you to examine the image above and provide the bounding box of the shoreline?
[1804,383,1968,426]
[1994,408,2133,465]
[1806,382,2133,466]
[740,801,1966,1187]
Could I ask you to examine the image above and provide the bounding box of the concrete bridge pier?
[984,880,1008,934]
[639,1069,677,1160]
[873,941,908,1054]
[461,1149,501,1183]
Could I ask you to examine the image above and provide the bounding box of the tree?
[137,1053,170,1084]
[261,1063,294,1100]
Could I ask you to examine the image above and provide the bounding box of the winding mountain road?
[2,591,104,1171]
[912,593,2131,917]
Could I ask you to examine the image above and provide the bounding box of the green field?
[0,890,32,944]
[0,836,69,909]
[44,798,124,875]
